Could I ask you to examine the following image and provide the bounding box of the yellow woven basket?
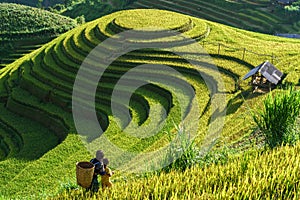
[76,161,95,188]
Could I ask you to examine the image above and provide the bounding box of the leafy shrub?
[253,87,300,148]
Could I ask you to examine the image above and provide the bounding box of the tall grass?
[253,87,300,148]
[163,124,198,172]
[162,124,234,172]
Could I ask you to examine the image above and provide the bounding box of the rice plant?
[163,124,198,172]
[52,142,300,199]
[162,124,234,172]
[253,86,300,148]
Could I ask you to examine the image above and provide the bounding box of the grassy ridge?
[0,8,299,199]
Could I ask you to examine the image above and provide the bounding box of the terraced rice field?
[0,8,299,199]
[127,0,300,34]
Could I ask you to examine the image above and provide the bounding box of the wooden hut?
[242,61,283,92]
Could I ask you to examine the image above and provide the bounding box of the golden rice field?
[53,142,300,199]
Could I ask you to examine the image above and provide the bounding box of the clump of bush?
[163,125,198,172]
[162,125,232,172]
[253,87,300,148]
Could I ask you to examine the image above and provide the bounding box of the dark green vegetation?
[285,0,300,11]
[0,0,136,21]
[0,0,135,8]
[0,3,77,68]
[60,0,136,21]
[0,0,64,7]
[0,7,299,199]
[128,0,300,34]
[60,0,115,22]
[0,3,76,39]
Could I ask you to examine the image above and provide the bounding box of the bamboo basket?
[76,161,95,188]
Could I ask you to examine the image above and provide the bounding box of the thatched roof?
[242,61,283,85]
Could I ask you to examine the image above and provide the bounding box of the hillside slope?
[0,3,77,39]
[0,8,299,199]
[0,3,77,68]
[127,0,300,34]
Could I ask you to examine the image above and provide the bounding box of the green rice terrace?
[0,3,77,68]
[128,0,300,34]
[0,8,299,199]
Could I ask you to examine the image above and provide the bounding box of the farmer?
[87,150,105,192]
[101,158,114,191]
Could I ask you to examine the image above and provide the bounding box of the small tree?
[253,87,300,148]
